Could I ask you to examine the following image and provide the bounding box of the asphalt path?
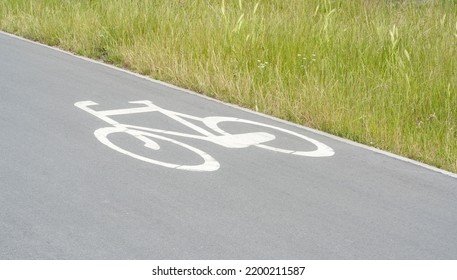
[1,32,456,259]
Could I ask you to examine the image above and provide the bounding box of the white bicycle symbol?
[75,100,334,171]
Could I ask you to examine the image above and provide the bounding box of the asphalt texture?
[1,32,456,259]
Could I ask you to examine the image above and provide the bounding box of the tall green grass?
[1,0,456,172]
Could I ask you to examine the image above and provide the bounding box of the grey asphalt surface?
[1,32,456,259]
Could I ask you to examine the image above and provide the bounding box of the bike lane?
[0,31,456,259]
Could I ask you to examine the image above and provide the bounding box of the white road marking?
[75,101,335,171]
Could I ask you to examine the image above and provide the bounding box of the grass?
[1,0,456,173]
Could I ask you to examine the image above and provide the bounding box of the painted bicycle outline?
[75,100,335,171]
